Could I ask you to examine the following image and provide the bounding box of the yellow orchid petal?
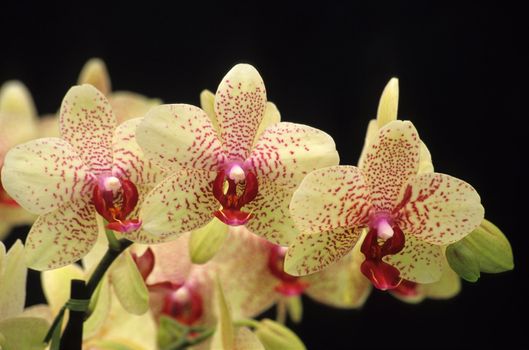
[41,263,85,315]
[214,63,267,162]
[110,251,149,315]
[357,119,378,168]
[25,200,98,270]
[423,259,461,300]
[0,202,36,227]
[383,234,443,283]
[112,117,165,186]
[146,233,193,285]
[0,223,10,241]
[60,84,116,174]
[84,277,111,338]
[140,169,218,239]
[418,141,434,174]
[289,165,370,235]
[82,215,108,274]
[137,104,223,172]
[249,122,339,189]
[200,89,220,134]
[253,101,281,145]
[189,217,228,264]
[376,78,399,128]
[0,317,49,350]
[399,172,484,245]
[0,81,38,147]
[109,91,161,124]
[1,137,91,215]
[0,240,26,319]
[235,327,266,350]
[20,304,53,322]
[284,227,362,276]
[361,120,420,211]
[77,58,112,96]
[245,179,299,245]
[305,240,371,308]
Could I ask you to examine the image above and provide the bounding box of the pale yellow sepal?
[0,317,49,350]
[200,89,220,134]
[212,277,235,350]
[189,218,229,264]
[0,81,38,146]
[376,78,399,128]
[78,58,112,96]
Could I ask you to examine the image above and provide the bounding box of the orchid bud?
[446,237,481,282]
[254,319,306,350]
[189,218,228,264]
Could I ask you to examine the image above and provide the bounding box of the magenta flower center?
[212,164,258,226]
[92,175,142,233]
[268,245,309,296]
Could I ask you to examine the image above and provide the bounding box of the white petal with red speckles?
[1,138,92,215]
[214,64,266,161]
[245,179,299,246]
[112,118,165,186]
[137,104,224,172]
[289,166,371,235]
[383,234,443,283]
[304,240,372,308]
[25,200,99,270]
[361,120,420,211]
[140,168,218,238]
[60,85,116,175]
[249,122,339,189]
[284,227,362,276]
[398,172,484,245]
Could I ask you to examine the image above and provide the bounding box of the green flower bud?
[189,218,228,264]
[446,240,481,282]
[254,319,306,350]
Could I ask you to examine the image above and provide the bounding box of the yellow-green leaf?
[110,251,149,315]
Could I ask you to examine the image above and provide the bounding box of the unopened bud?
[254,319,306,350]
[189,218,229,264]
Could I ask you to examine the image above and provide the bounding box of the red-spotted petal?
[284,227,362,276]
[137,104,224,172]
[289,166,371,235]
[24,200,99,270]
[398,172,484,245]
[361,120,420,211]
[1,138,92,215]
[245,180,299,246]
[60,85,116,175]
[249,122,339,189]
[214,64,266,162]
[112,117,165,186]
[383,234,443,283]
[139,168,218,238]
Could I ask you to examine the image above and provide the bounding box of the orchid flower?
[0,241,49,349]
[134,228,279,327]
[136,63,339,245]
[0,81,39,239]
[40,256,157,350]
[285,78,484,291]
[1,84,163,270]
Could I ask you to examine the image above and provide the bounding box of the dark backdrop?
[2,2,526,349]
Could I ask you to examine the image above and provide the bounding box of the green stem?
[104,227,121,252]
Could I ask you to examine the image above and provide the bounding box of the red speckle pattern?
[60,85,116,175]
[398,172,484,245]
[285,226,362,276]
[245,179,299,245]
[25,199,98,270]
[362,121,420,211]
[140,168,219,237]
[289,166,371,235]
[215,64,266,162]
[383,234,443,283]
[249,122,339,189]
[2,138,92,214]
[137,104,225,172]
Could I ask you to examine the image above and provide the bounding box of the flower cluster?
[0,60,513,350]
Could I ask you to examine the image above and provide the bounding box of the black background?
[1,2,526,349]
